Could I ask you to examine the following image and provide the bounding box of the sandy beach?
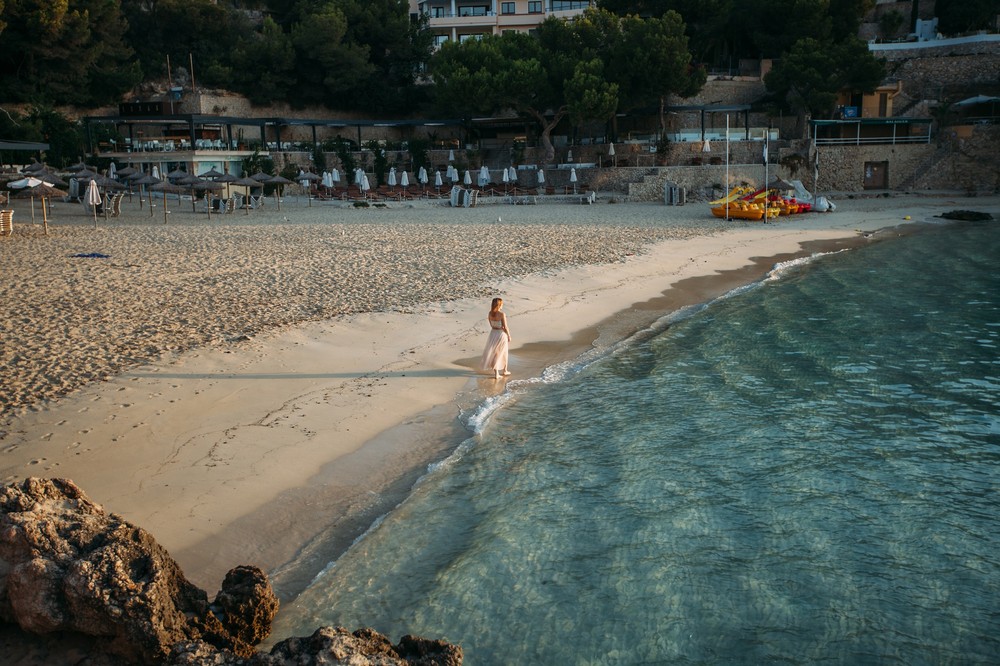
[2,191,995,601]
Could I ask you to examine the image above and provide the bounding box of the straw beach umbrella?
[150,181,185,223]
[232,176,259,215]
[298,170,320,206]
[265,175,293,210]
[15,183,66,234]
[38,172,68,188]
[191,179,224,218]
[133,174,161,215]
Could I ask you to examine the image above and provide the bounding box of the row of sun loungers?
[310,183,586,202]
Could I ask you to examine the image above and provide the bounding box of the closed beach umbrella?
[361,173,370,196]
[463,170,472,186]
[400,170,409,189]
[109,162,117,179]
[388,168,397,190]
[537,169,545,188]
[570,167,578,194]
[448,149,455,162]
[151,166,161,180]
[508,165,517,187]
[418,166,428,185]
[85,179,101,227]
[434,170,442,192]
[331,168,340,185]
[609,142,616,166]
[478,165,489,187]
[501,167,510,192]
[702,139,711,153]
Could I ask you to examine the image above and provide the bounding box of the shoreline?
[2,195,996,604]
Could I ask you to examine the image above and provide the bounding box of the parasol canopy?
[14,183,66,199]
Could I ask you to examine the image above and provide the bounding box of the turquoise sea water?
[273,219,1000,664]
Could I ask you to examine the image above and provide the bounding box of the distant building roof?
[0,139,50,151]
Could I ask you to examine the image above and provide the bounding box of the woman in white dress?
[481,297,511,379]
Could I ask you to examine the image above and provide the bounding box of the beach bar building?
[83,110,464,177]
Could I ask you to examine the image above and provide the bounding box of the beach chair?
[0,210,13,237]
[110,193,124,217]
[249,193,264,209]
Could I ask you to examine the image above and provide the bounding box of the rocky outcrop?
[0,478,461,665]
[171,627,463,665]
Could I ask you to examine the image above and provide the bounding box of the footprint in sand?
[56,420,67,426]
[40,433,53,441]
[28,458,47,466]
[2,444,20,454]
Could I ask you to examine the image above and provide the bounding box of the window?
[551,1,590,9]
[501,2,515,14]
[433,35,449,47]
[528,1,542,13]
[431,6,445,17]
[459,5,488,16]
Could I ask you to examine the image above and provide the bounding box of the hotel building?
[410,0,595,47]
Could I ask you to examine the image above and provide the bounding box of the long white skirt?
[480,328,509,373]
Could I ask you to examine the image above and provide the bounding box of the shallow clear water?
[273,220,1000,664]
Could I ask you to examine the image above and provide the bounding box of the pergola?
[664,104,753,140]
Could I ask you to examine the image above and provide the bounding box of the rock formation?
[0,478,461,665]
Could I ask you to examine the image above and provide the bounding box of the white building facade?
[410,0,595,47]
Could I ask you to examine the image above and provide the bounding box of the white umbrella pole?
[726,114,730,222]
